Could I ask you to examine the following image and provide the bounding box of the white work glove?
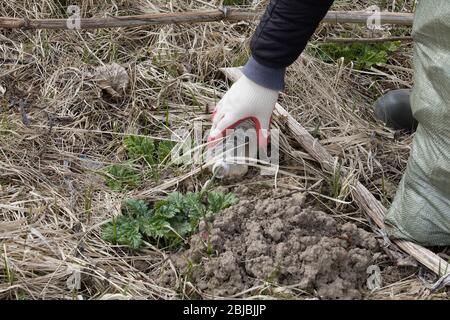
[208,75,279,147]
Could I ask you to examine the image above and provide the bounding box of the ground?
[163,187,380,299]
[0,0,448,299]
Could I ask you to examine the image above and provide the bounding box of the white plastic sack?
[385,0,450,246]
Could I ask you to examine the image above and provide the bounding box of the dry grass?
[0,0,448,299]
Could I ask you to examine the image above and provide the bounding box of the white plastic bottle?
[208,120,258,178]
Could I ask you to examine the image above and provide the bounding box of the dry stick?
[221,67,449,278]
[0,9,414,30]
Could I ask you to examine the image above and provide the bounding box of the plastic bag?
[384,0,450,246]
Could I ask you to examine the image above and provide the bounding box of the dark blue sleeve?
[243,0,334,91]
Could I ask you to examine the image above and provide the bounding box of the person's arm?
[243,0,334,91]
[209,0,334,144]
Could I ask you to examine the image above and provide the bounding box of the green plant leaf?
[157,140,175,164]
[183,192,204,219]
[102,191,239,250]
[138,217,171,238]
[207,192,239,214]
[122,199,149,217]
[312,41,400,70]
[154,192,183,219]
[124,135,156,165]
[105,164,140,190]
[102,215,143,249]
[172,220,192,238]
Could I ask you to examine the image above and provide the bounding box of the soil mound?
[169,192,380,299]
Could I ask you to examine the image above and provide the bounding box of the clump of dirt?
[166,190,380,299]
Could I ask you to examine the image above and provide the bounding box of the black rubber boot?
[373,89,418,132]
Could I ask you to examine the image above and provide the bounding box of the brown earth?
[164,187,381,299]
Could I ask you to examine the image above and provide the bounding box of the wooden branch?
[0,9,414,30]
[221,67,449,278]
[324,11,413,26]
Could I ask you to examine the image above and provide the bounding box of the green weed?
[330,163,342,199]
[223,0,248,5]
[124,135,175,167]
[104,136,175,190]
[2,251,14,285]
[105,164,140,190]
[232,48,250,67]
[101,191,239,249]
[311,41,401,70]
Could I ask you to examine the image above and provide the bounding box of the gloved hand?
[208,75,279,147]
